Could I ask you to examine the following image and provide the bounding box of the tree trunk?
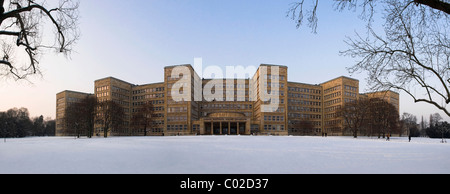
[104,126,108,138]
[0,0,4,16]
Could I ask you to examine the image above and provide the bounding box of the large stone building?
[56,64,399,137]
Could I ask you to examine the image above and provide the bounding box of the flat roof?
[164,64,192,69]
[364,90,400,95]
[133,82,165,88]
[287,81,322,87]
[320,76,360,85]
[57,90,93,96]
[260,64,288,68]
[94,76,135,86]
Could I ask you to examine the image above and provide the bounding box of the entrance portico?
[200,113,250,135]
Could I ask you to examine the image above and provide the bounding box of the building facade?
[56,64,399,137]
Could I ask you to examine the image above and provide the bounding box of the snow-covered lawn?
[0,136,449,174]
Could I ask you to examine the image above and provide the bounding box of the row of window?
[344,98,356,103]
[288,113,322,119]
[167,107,188,113]
[111,86,130,94]
[96,92,109,98]
[96,85,109,92]
[112,92,129,100]
[132,93,164,100]
[325,120,341,126]
[344,85,358,92]
[289,121,322,126]
[288,106,321,112]
[324,98,342,106]
[132,106,164,112]
[263,124,285,131]
[167,116,187,122]
[288,99,321,106]
[261,107,285,113]
[200,112,252,117]
[202,97,252,102]
[132,87,164,95]
[201,103,252,110]
[324,113,339,119]
[324,105,341,112]
[288,93,321,100]
[192,125,200,131]
[263,82,285,89]
[344,91,357,98]
[263,74,285,81]
[152,120,164,125]
[288,87,321,94]
[324,92,341,100]
[167,125,188,131]
[132,100,164,106]
[324,85,341,94]
[264,115,285,122]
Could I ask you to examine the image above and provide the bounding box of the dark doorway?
[230,122,237,135]
[222,122,229,135]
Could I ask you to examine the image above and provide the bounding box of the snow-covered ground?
[0,136,449,174]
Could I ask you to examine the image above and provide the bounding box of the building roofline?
[364,90,400,95]
[260,64,288,68]
[164,64,193,69]
[320,76,360,85]
[94,76,135,86]
[288,81,322,87]
[57,90,93,96]
[133,82,165,88]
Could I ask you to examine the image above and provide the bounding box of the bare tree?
[65,96,97,138]
[401,112,418,136]
[337,99,370,138]
[430,112,443,127]
[65,100,83,138]
[367,98,400,138]
[95,100,124,138]
[131,101,155,136]
[0,0,79,80]
[293,118,315,135]
[288,0,450,117]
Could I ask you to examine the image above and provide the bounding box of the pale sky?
[0,0,448,122]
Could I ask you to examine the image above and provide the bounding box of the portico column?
[211,122,214,135]
[237,122,240,135]
[220,122,222,135]
[228,122,231,135]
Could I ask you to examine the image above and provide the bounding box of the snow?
[1,136,449,174]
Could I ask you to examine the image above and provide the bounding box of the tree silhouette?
[288,0,450,117]
[0,0,79,80]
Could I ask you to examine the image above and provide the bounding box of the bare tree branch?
[414,0,450,14]
[0,0,79,80]
[287,0,450,117]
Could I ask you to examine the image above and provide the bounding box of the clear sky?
[0,0,448,122]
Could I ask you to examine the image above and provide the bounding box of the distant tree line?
[338,97,450,140]
[426,122,450,139]
[424,113,449,140]
[400,112,449,139]
[0,108,55,138]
